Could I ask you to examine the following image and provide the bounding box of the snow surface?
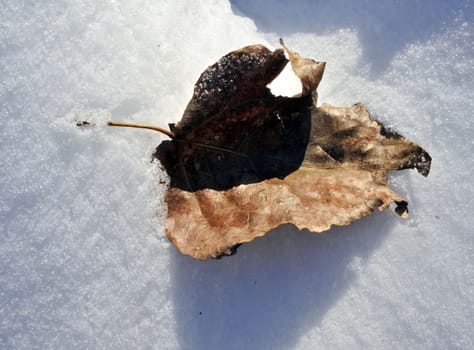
[1,0,473,349]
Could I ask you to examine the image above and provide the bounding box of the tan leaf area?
[109,40,431,260]
[166,166,404,260]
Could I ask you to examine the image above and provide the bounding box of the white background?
[1,1,473,348]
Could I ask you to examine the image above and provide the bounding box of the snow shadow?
[170,210,397,349]
[231,0,470,75]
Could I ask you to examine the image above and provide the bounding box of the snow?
[1,0,473,349]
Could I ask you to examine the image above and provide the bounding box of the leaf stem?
[107,121,247,157]
[107,121,175,139]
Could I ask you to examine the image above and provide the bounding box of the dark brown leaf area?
[156,45,311,191]
[171,45,288,139]
[153,43,431,259]
[155,95,312,191]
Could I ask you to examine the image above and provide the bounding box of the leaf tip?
[279,38,326,96]
[395,201,409,218]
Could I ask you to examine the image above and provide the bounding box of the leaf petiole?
[107,121,247,158]
[107,121,175,139]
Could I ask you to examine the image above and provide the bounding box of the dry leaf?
[151,41,431,259]
[110,40,431,260]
